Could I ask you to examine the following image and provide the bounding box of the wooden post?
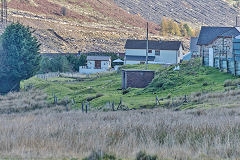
[85,102,88,113]
[112,101,115,111]
[82,101,84,113]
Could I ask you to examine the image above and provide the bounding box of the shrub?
[83,150,117,160]
[136,151,158,160]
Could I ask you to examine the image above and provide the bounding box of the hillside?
[114,0,240,26]
[4,0,240,53]
[7,0,159,53]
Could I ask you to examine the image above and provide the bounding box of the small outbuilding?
[122,69,155,89]
[86,56,111,69]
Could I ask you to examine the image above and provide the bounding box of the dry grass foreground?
[0,90,240,159]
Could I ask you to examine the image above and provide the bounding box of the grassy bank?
[21,58,236,110]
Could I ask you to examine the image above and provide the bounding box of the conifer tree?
[0,22,41,94]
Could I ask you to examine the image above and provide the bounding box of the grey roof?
[125,55,155,61]
[125,40,183,50]
[86,56,111,61]
[113,58,124,63]
[190,37,199,53]
[197,26,240,45]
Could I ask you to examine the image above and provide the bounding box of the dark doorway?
[95,60,101,69]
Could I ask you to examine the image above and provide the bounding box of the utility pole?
[145,22,149,70]
[1,0,7,27]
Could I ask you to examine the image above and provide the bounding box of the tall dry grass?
[0,106,240,159]
[1,90,240,159]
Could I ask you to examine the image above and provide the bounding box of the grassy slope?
[22,58,237,110]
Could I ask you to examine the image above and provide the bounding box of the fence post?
[112,101,115,111]
[156,95,160,105]
[85,101,88,113]
[82,101,84,113]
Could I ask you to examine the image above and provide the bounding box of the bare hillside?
[7,0,159,53]
[3,0,240,53]
[114,0,240,26]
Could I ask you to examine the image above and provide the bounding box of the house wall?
[87,60,111,69]
[122,70,155,89]
[125,47,182,65]
[155,50,177,64]
[125,60,142,65]
[87,60,95,69]
[125,49,156,56]
[101,60,111,69]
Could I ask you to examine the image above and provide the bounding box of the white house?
[79,56,111,74]
[124,40,184,65]
[86,56,111,69]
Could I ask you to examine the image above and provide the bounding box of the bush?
[83,150,117,160]
[136,151,158,160]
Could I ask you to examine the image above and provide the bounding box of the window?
[148,50,152,53]
[155,50,160,56]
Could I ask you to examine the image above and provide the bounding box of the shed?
[86,56,111,69]
[122,69,155,89]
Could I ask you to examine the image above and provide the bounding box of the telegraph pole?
[1,0,7,27]
[145,22,149,70]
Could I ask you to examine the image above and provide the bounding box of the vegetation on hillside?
[160,17,199,37]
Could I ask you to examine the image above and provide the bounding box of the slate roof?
[197,26,240,45]
[125,55,155,61]
[125,40,183,50]
[86,56,111,61]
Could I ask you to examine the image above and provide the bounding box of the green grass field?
[21,58,237,110]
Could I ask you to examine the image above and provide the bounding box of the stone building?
[197,26,240,66]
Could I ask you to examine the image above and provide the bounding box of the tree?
[0,22,41,94]
[172,21,181,36]
[66,54,86,72]
[183,23,193,36]
[160,17,168,36]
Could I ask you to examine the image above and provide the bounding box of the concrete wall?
[122,70,155,89]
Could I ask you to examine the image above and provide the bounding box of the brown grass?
[1,89,240,159]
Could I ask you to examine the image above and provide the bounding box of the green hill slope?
[22,58,240,110]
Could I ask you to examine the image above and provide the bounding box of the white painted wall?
[87,60,95,69]
[125,49,156,56]
[101,61,111,69]
[125,60,142,65]
[155,50,177,64]
[125,47,183,65]
[87,60,111,69]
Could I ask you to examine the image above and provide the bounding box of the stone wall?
[200,37,233,66]
[122,70,155,89]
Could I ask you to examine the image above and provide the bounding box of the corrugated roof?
[86,56,111,61]
[197,26,240,45]
[125,40,182,50]
[125,55,155,61]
